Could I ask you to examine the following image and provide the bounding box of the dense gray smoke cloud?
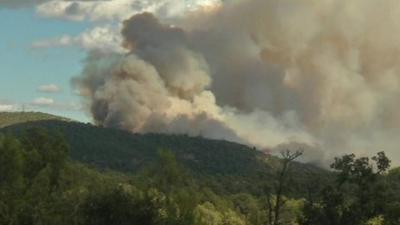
[74,0,400,164]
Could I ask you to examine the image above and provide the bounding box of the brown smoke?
[74,0,400,164]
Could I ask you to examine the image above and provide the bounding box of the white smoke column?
[75,0,400,164]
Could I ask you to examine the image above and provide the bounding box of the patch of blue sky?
[0,8,91,121]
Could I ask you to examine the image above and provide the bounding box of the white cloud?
[32,25,125,53]
[32,97,55,106]
[0,0,109,9]
[0,104,17,112]
[31,98,82,111]
[37,0,156,21]
[0,99,81,113]
[36,0,222,21]
[37,84,61,93]
[32,0,221,53]
[0,100,19,112]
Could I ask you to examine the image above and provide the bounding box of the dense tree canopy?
[299,152,400,225]
[0,126,399,225]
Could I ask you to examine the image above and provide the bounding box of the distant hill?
[0,112,330,196]
[0,111,70,128]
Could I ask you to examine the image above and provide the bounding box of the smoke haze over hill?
[74,0,400,164]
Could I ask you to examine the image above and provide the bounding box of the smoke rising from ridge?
[74,0,400,164]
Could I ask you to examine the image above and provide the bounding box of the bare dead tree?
[272,149,303,225]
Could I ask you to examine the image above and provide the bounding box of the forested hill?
[1,112,399,225]
[0,111,70,128]
[0,112,329,196]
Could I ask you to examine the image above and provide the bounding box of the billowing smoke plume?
[74,0,400,165]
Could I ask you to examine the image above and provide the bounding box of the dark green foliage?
[0,131,254,225]
[385,168,400,225]
[0,128,70,225]
[0,135,23,188]
[155,149,187,189]
[0,135,24,225]
[82,187,165,225]
[1,118,329,198]
[1,112,400,225]
[299,152,400,225]
[20,128,68,187]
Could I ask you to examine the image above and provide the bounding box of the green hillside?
[0,130,309,225]
[0,112,329,196]
[1,112,399,225]
[0,111,70,128]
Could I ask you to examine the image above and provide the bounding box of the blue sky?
[0,8,90,121]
